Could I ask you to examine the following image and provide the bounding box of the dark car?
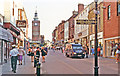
[65,44,85,58]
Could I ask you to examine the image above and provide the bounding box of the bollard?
[34,56,37,67]
[36,55,39,63]
[36,57,39,64]
[36,62,41,76]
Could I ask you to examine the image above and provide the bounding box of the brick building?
[32,10,40,41]
[103,0,120,57]
[31,9,41,47]
[68,4,84,43]
[68,11,78,43]
[52,27,57,45]
[58,20,65,46]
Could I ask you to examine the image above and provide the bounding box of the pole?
[94,0,99,76]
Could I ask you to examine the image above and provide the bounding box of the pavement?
[41,49,119,75]
[1,54,36,76]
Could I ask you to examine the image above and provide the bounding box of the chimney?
[78,4,84,14]
[62,20,65,23]
[72,10,78,15]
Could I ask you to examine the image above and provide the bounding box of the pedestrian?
[91,47,95,56]
[35,47,40,58]
[116,48,120,63]
[97,46,101,56]
[10,45,19,73]
[44,47,48,55]
[100,47,103,57]
[41,47,47,63]
[27,47,31,56]
[53,46,55,52]
[31,47,35,62]
[86,46,89,58]
[18,46,25,65]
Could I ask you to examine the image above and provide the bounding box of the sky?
[0,0,116,42]
[21,0,94,41]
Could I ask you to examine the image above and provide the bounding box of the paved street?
[42,50,118,75]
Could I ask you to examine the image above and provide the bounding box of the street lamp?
[94,0,99,76]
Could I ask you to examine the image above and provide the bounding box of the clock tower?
[32,9,40,41]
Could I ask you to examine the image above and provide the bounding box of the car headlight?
[74,52,76,54]
[83,52,85,54]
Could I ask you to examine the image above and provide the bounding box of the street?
[1,49,119,76]
[42,49,118,75]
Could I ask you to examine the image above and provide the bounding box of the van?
[65,44,85,58]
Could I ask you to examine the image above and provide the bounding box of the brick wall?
[103,2,119,38]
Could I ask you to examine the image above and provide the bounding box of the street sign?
[76,19,96,25]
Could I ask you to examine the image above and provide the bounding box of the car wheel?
[66,53,69,57]
[82,55,84,58]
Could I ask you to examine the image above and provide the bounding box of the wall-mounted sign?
[76,19,96,25]
[16,20,26,27]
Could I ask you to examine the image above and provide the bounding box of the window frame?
[108,5,111,20]
[117,3,120,16]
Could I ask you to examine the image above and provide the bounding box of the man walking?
[10,45,19,73]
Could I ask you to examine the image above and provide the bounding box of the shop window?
[98,17,101,31]
[91,25,92,33]
[108,5,111,20]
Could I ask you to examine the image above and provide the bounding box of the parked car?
[65,44,85,58]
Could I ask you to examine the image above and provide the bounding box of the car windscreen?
[72,45,83,52]
[72,45,82,50]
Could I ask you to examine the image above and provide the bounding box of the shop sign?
[90,32,103,40]
[16,20,26,27]
[76,19,96,25]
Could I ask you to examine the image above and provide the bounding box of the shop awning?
[0,27,13,42]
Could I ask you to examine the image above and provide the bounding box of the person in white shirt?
[18,46,25,65]
[10,45,19,73]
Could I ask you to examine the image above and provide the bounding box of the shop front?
[89,32,103,55]
[0,27,13,64]
[104,37,120,57]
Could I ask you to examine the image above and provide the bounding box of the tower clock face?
[34,23,38,26]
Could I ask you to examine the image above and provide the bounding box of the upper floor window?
[118,3,120,16]
[0,18,2,23]
[108,5,111,20]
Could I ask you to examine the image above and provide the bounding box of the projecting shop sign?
[16,20,26,27]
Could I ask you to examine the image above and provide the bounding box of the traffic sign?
[76,19,96,25]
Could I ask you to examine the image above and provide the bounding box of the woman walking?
[116,48,120,63]
[18,46,25,65]
[36,47,40,58]
[31,47,35,62]
[41,47,47,63]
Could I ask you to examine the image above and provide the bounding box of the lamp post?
[94,0,99,76]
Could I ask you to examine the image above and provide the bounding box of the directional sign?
[76,20,96,25]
